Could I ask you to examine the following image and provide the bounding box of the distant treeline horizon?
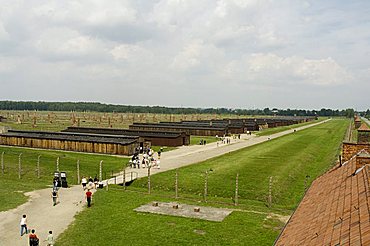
[0,100,359,118]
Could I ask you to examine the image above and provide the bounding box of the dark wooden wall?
[0,136,137,155]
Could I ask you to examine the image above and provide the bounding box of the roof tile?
[275,153,370,245]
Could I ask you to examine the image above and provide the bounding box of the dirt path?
[0,119,329,245]
[0,185,86,246]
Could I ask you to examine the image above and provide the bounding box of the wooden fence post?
[37,155,41,178]
[235,173,239,206]
[18,153,22,179]
[204,171,208,202]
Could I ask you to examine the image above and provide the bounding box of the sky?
[0,0,369,110]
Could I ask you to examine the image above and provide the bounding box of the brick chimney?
[355,150,370,169]
[354,116,362,129]
[357,123,370,144]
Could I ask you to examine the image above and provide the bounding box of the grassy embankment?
[255,117,325,136]
[57,118,349,245]
[0,146,128,212]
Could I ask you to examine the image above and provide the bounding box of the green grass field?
[56,118,349,245]
[57,190,282,246]
[255,118,324,136]
[190,136,219,145]
[0,146,128,212]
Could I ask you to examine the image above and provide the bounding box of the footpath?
[0,119,329,245]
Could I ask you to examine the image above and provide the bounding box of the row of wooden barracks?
[129,116,317,136]
[0,116,316,156]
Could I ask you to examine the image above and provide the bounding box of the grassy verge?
[56,118,348,245]
[0,146,128,211]
[151,146,178,153]
[255,118,325,136]
[190,136,219,145]
[132,119,347,210]
[57,189,283,246]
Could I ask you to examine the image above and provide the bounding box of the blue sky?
[0,0,369,110]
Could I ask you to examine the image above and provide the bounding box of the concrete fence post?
[1,151,4,175]
[148,166,151,194]
[37,155,41,178]
[175,169,178,199]
[268,176,273,208]
[99,160,103,181]
[18,153,22,179]
[305,175,310,191]
[56,157,60,172]
[123,168,126,190]
[77,160,80,185]
[235,173,239,206]
[204,171,208,202]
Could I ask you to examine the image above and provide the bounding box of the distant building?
[354,115,362,129]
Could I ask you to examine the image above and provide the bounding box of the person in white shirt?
[20,214,28,236]
[81,177,87,190]
[45,230,54,246]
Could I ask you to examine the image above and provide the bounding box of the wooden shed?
[0,130,139,156]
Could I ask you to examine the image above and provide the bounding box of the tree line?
[0,101,358,118]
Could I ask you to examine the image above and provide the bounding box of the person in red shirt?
[85,189,92,207]
[29,229,39,246]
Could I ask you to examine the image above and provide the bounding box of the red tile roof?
[358,123,370,132]
[275,153,370,245]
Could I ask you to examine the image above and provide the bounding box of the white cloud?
[222,53,351,87]
[0,57,16,73]
[110,44,152,61]
[33,27,106,58]
[171,40,224,71]
[32,1,137,26]
[248,53,351,86]
[0,0,369,109]
[0,21,9,41]
[171,40,203,70]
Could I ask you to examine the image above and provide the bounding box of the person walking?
[94,176,99,189]
[20,214,28,236]
[81,176,87,190]
[86,189,92,207]
[44,230,54,246]
[29,229,39,246]
[51,189,58,206]
[52,178,59,191]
